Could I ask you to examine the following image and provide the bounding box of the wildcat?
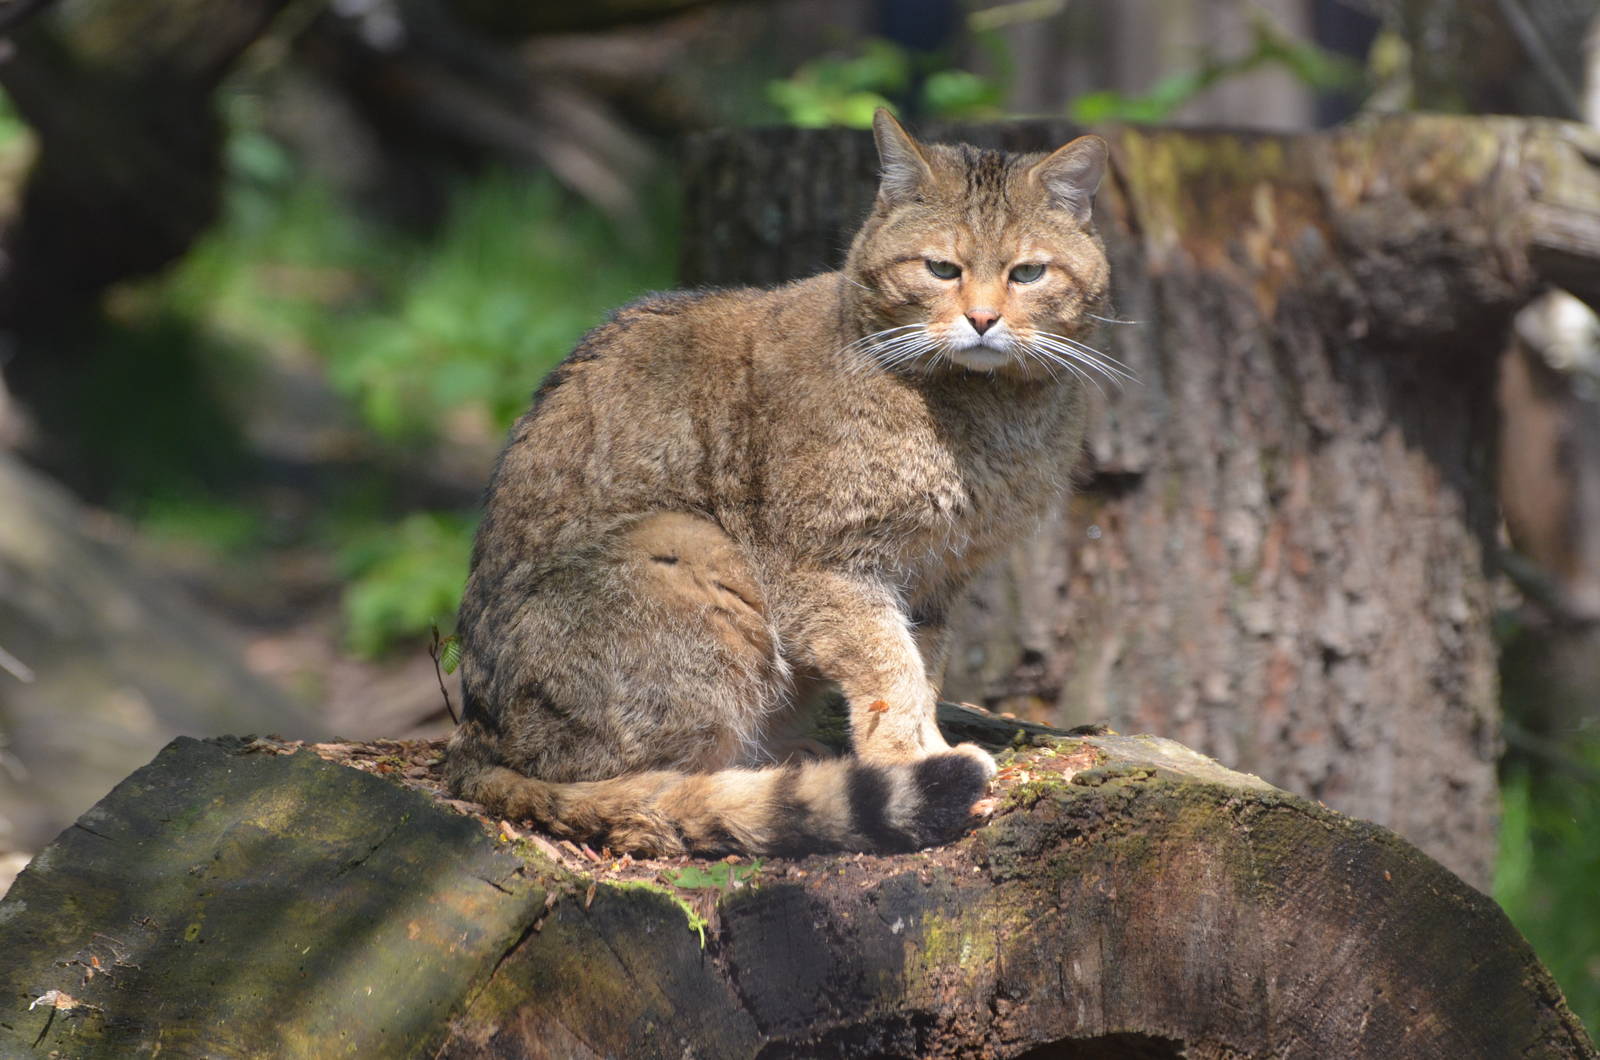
[444,110,1111,857]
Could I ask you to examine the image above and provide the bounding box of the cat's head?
[844,109,1112,381]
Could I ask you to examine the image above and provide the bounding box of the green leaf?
[660,858,764,891]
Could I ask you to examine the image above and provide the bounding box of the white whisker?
[1017,344,1062,384]
[1024,341,1106,397]
[861,329,942,373]
[1088,313,1140,325]
[1037,330,1139,376]
[1032,346,1131,390]
[1028,332,1139,386]
[838,323,931,374]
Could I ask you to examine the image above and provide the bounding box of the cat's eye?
[926,260,961,280]
[1010,263,1046,284]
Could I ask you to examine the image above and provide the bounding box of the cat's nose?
[966,309,1000,335]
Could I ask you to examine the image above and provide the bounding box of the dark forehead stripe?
[958,144,1013,201]
[947,145,1030,238]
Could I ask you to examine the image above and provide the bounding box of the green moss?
[909,903,1005,978]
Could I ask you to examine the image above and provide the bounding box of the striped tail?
[447,751,994,858]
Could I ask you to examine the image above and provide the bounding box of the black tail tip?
[911,750,994,846]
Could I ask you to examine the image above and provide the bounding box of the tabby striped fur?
[445,111,1111,856]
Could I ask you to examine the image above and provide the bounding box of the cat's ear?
[1030,135,1108,223]
[872,108,934,206]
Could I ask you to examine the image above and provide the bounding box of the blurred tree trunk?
[680,115,1600,889]
[1492,11,1600,767]
[0,0,290,345]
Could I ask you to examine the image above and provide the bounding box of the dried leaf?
[584,881,597,909]
[866,699,890,714]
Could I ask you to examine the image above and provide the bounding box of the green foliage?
[336,511,477,658]
[1068,16,1361,124]
[96,104,676,655]
[767,39,1002,127]
[164,169,675,447]
[922,68,1003,119]
[1495,734,1600,1037]
[138,494,272,554]
[437,631,462,675]
[316,173,675,442]
[49,310,255,508]
[0,86,32,149]
[660,858,764,892]
[767,39,907,127]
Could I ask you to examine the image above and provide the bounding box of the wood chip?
[30,989,80,1012]
[527,835,565,862]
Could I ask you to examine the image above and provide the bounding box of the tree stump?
[0,722,1590,1058]
[680,115,1600,889]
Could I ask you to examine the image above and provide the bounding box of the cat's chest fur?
[759,363,1083,581]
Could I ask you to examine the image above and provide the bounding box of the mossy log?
[0,716,1590,1058]
[681,115,1600,890]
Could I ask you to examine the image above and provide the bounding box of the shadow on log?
[0,712,1590,1058]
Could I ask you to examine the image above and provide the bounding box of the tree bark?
[0,728,1590,1058]
[679,115,1600,889]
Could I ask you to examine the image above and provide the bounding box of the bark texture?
[0,724,1590,1059]
[680,115,1600,889]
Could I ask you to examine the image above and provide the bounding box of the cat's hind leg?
[451,511,787,786]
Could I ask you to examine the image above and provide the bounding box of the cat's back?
[480,276,843,536]
[519,275,840,422]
